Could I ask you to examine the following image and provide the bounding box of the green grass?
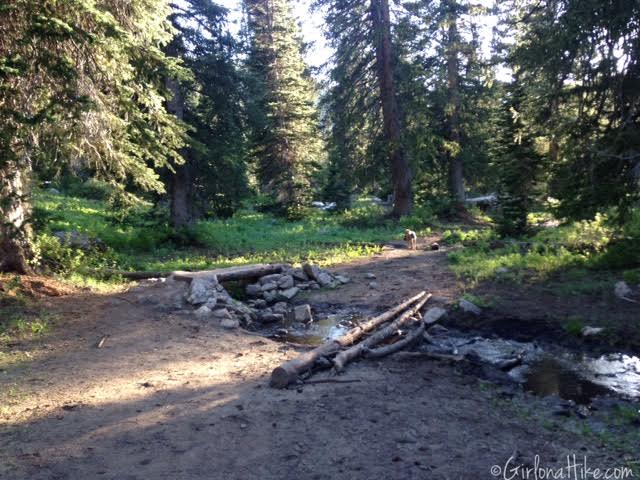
[32,191,436,284]
[447,211,640,286]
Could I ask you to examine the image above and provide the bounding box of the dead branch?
[363,321,426,359]
[332,294,432,373]
[269,290,429,388]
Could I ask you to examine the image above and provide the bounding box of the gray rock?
[253,299,267,309]
[278,287,300,301]
[263,291,277,303]
[309,282,320,290]
[261,282,277,292]
[194,305,212,319]
[614,281,633,299]
[204,297,218,309]
[296,282,310,290]
[220,317,240,329]
[258,312,284,324]
[292,269,309,282]
[212,308,232,320]
[317,272,333,287]
[260,273,283,285]
[186,275,219,305]
[368,281,379,289]
[496,267,510,274]
[246,283,262,297]
[272,302,290,315]
[459,299,482,315]
[423,307,447,324]
[277,275,295,289]
[334,275,350,284]
[302,263,322,282]
[293,304,313,323]
[47,187,61,195]
[364,272,376,279]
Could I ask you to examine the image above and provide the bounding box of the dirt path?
[0,242,631,479]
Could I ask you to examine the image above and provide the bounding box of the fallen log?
[269,290,428,388]
[332,294,432,372]
[363,321,426,359]
[97,264,284,282]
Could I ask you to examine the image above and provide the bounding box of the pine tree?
[0,0,187,272]
[491,80,542,237]
[500,0,640,221]
[168,0,249,225]
[244,0,323,217]
[318,0,413,217]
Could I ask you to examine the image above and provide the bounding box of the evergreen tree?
[500,0,640,221]
[168,0,249,224]
[491,79,542,237]
[244,0,323,217]
[0,0,187,272]
[318,0,413,217]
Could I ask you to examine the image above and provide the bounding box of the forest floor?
[1,236,639,480]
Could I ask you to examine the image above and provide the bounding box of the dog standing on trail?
[403,229,417,250]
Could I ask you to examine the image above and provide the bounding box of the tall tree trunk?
[371,0,412,217]
[0,160,33,273]
[165,70,192,230]
[445,0,464,207]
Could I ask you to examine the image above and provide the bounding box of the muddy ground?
[1,239,638,479]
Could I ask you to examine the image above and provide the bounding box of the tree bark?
[445,0,465,207]
[0,160,33,273]
[371,0,412,217]
[270,290,428,388]
[332,293,431,372]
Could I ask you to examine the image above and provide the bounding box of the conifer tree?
[244,0,323,216]
[0,0,187,272]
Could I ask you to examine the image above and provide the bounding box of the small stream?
[267,308,640,404]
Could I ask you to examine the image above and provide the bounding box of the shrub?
[32,233,84,275]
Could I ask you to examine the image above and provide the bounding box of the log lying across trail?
[269,290,429,388]
[98,264,285,282]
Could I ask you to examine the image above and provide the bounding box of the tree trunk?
[0,160,33,273]
[371,0,412,217]
[164,35,192,230]
[445,0,465,207]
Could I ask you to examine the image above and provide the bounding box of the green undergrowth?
[32,191,436,286]
[447,211,640,288]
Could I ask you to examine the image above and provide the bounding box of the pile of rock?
[181,263,350,329]
[245,264,349,304]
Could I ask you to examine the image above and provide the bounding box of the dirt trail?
[0,242,626,479]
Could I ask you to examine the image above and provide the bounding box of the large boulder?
[261,282,277,292]
[459,299,482,315]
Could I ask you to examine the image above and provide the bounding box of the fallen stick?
[332,294,432,372]
[96,335,108,348]
[364,321,426,359]
[269,290,428,388]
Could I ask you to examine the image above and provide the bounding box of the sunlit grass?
[33,192,434,283]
